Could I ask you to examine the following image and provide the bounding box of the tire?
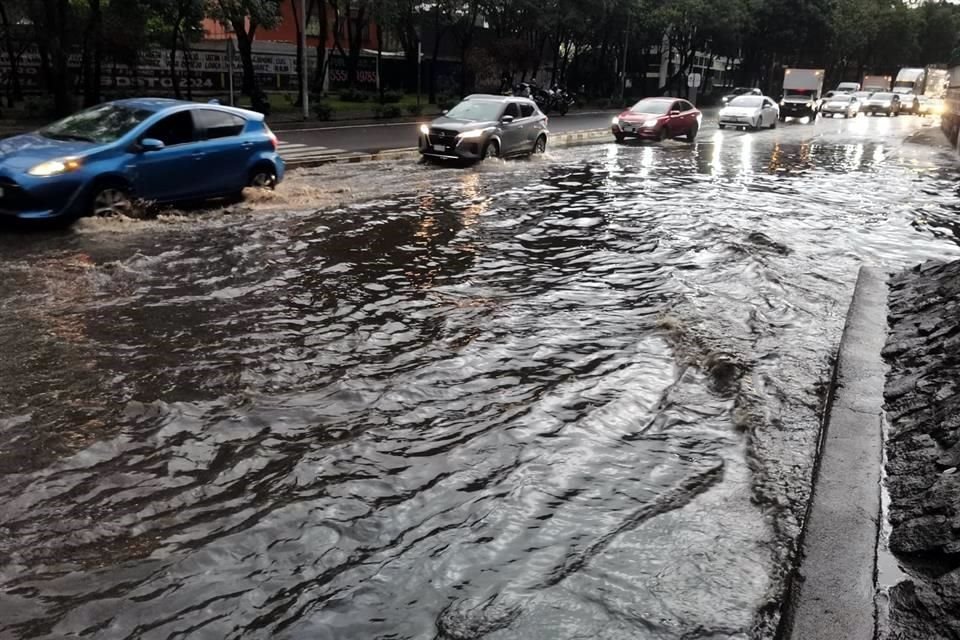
[248,165,277,189]
[483,140,500,160]
[658,128,668,142]
[769,119,777,129]
[614,134,626,143]
[90,182,134,218]
[686,123,698,142]
[532,135,547,155]
[718,123,726,130]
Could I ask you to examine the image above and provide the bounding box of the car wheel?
[685,123,699,142]
[718,123,726,130]
[249,166,277,189]
[91,183,134,217]
[614,133,626,143]
[769,118,777,129]
[658,128,668,142]
[532,135,547,155]
[483,140,500,159]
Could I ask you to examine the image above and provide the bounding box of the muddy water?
[1,117,959,640]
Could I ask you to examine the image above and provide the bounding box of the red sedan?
[611,97,702,143]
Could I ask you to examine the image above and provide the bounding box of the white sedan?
[718,95,780,130]
[820,94,861,118]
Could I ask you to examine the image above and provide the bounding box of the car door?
[667,101,685,136]
[131,110,202,202]
[762,98,777,125]
[192,108,250,194]
[499,102,524,155]
[679,100,698,132]
[518,102,538,150]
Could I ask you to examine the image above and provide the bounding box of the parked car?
[820,94,861,118]
[0,98,283,224]
[611,97,702,143]
[721,87,762,104]
[718,95,780,130]
[419,94,548,161]
[862,92,901,117]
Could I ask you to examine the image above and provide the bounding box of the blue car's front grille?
[0,178,34,212]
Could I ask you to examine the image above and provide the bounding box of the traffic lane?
[273,111,621,154]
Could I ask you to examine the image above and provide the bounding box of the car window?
[519,103,535,118]
[678,101,694,111]
[142,111,195,146]
[505,103,522,119]
[194,109,246,140]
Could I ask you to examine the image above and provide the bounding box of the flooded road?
[2,115,960,640]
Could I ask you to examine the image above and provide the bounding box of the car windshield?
[444,100,503,121]
[786,89,815,98]
[40,103,154,144]
[629,99,672,114]
[854,92,872,99]
[729,96,762,107]
[730,87,754,95]
[872,93,894,100]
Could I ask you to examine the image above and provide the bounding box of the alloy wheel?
[249,171,277,189]
[92,187,133,217]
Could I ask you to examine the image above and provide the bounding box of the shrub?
[24,96,55,118]
[436,94,457,111]
[314,101,335,121]
[406,104,423,116]
[374,104,403,119]
[379,90,403,104]
[338,89,370,103]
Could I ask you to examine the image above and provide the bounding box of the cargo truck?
[941,66,960,146]
[779,68,825,122]
[862,75,891,92]
[925,67,949,98]
[893,68,925,114]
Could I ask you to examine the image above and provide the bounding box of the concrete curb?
[284,128,612,169]
[779,265,888,640]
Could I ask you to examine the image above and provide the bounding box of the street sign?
[688,73,702,88]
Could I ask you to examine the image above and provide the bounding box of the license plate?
[432,144,446,152]
[623,126,634,133]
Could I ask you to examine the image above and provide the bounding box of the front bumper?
[612,123,662,139]
[864,104,895,114]
[780,104,816,117]
[419,133,485,161]
[718,115,757,127]
[821,107,853,116]
[0,172,87,220]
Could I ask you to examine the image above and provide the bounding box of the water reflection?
[2,120,960,640]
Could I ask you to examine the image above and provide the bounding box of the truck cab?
[836,82,861,93]
[780,68,825,122]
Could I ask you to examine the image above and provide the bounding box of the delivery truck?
[779,68,825,122]
[894,68,926,95]
[862,75,891,92]
[925,67,949,98]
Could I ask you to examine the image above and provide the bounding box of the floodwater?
[1,116,959,640]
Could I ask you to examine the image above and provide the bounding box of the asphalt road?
[271,110,620,160]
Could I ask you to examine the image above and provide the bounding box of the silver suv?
[418,95,549,162]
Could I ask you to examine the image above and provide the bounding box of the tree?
[209,0,283,96]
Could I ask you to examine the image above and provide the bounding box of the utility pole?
[620,10,631,102]
[417,39,422,107]
[301,0,309,119]
[227,36,235,106]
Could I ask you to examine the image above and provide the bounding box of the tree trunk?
[45,0,72,116]
[83,0,101,106]
[170,20,182,99]
[180,24,194,100]
[376,20,383,100]
[345,3,366,89]
[428,7,445,103]
[232,20,259,96]
[0,1,22,106]
[313,0,328,92]
[292,0,304,105]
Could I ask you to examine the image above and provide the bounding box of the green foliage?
[339,89,371,103]
[374,104,403,119]
[379,90,403,104]
[436,94,456,111]
[314,100,335,121]
[406,103,424,116]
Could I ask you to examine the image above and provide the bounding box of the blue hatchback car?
[0,98,284,223]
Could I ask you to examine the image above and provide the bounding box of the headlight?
[419,124,430,135]
[27,157,82,177]
[611,116,620,125]
[780,100,785,106]
[722,97,730,103]
[642,119,659,128]
[458,129,485,139]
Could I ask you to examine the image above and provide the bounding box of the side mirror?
[139,138,165,152]
[441,109,448,115]
[501,115,515,124]
[669,110,681,116]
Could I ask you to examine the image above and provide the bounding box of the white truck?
[780,68,825,122]
[893,67,926,113]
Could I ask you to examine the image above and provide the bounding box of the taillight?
[265,124,278,150]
